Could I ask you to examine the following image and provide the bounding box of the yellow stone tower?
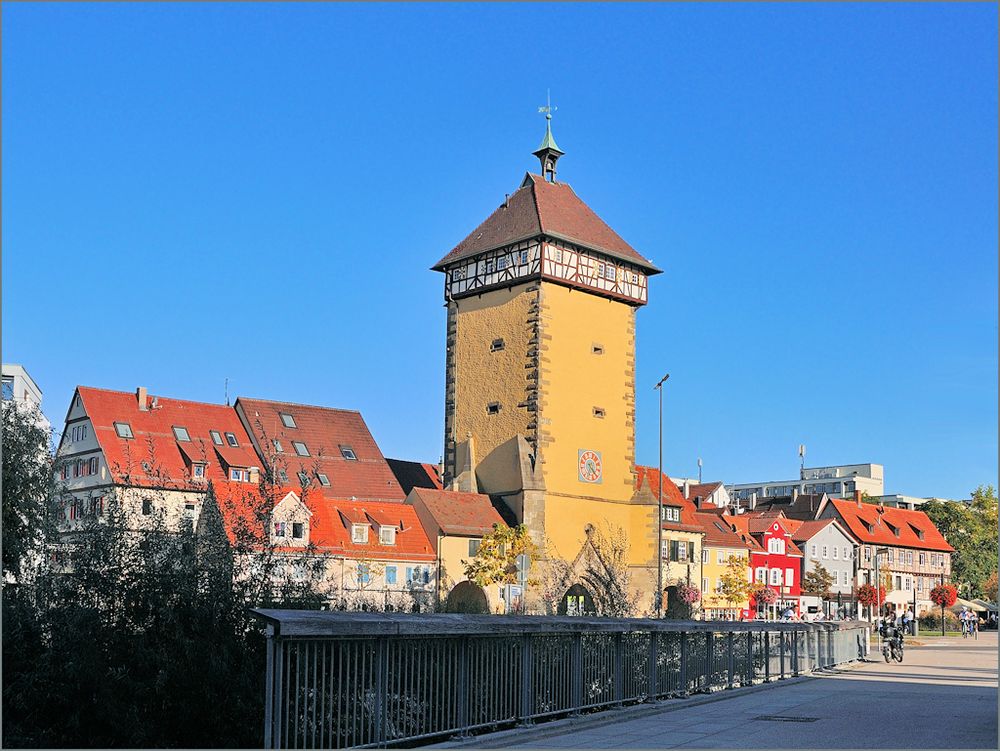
[432,113,663,611]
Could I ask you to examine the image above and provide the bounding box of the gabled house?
[782,517,857,618]
[728,511,804,618]
[406,487,508,611]
[819,492,954,615]
[55,386,260,533]
[234,398,406,503]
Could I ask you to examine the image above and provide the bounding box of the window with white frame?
[811,544,817,558]
[844,546,851,559]
[210,430,224,445]
[663,506,680,523]
[833,547,839,559]
[702,578,709,592]
[280,412,297,429]
[702,549,709,563]
[755,567,766,582]
[225,432,239,447]
[822,545,828,558]
[785,568,794,587]
[172,426,191,442]
[273,439,283,453]
[351,524,369,544]
[317,472,331,487]
[292,441,310,457]
[379,526,396,545]
[192,463,206,479]
[230,468,247,481]
[770,569,782,585]
[769,538,785,554]
[678,541,688,561]
[717,550,725,564]
[114,422,134,439]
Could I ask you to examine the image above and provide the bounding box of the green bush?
[918,609,960,631]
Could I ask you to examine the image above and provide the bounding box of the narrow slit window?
[592,344,604,355]
[593,407,605,419]
[486,402,501,415]
[490,338,505,352]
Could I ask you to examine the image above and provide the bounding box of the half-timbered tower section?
[432,123,663,611]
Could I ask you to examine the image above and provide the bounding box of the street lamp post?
[654,373,670,618]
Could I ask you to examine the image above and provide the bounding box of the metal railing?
[252,610,870,749]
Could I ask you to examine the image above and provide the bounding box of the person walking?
[902,606,914,637]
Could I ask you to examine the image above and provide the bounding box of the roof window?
[317,472,331,487]
[225,432,239,447]
[278,469,288,483]
[292,441,310,457]
[114,422,134,439]
[210,430,224,445]
[172,426,191,442]
[340,445,357,460]
[273,439,283,453]
[280,412,297,429]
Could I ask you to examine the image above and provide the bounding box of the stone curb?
[430,661,866,748]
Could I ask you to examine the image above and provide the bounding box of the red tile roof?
[685,482,724,504]
[212,481,435,562]
[236,398,405,504]
[728,513,802,556]
[826,499,954,552]
[694,512,756,550]
[408,487,507,537]
[434,173,659,272]
[782,518,839,543]
[77,386,259,490]
[386,458,444,496]
[635,465,705,533]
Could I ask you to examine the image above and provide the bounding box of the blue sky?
[3,3,996,499]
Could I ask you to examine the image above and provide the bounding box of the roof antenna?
[225,378,230,407]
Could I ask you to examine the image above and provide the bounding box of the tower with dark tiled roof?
[433,117,662,612]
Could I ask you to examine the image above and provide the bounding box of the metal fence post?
[264,626,275,750]
[679,631,689,695]
[746,630,753,686]
[455,637,469,736]
[763,631,770,683]
[374,637,388,745]
[647,631,659,701]
[726,632,735,689]
[791,630,799,676]
[704,631,714,692]
[779,630,786,679]
[519,634,534,726]
[613,632,625,707]
[571,632,584,714]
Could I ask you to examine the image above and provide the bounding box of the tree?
[923,487,999,599]
[983,572,997,603]
[1,401,56,582]
[580,523,641,618]
[718,554,752,610]
[802,564,835,597]
[463,523,538,588]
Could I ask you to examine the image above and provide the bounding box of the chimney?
[683,480,690,499]
[137,387,148,411]
[249,467,260,484]
[854,490,863,509]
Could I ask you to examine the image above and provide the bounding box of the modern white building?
[870,494,966,511]
[2,363,50,433]
[728,463,884,503]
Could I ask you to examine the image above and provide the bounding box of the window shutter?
[670,540,679,562]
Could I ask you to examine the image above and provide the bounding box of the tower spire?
[533,90,564,182]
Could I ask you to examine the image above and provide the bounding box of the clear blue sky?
[3,3,996,499]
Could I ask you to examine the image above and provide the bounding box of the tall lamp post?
[654,373,670,618]
[875,547,889,650]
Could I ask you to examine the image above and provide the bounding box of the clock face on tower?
[578,449,603,484]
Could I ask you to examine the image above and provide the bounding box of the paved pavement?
[436,631,997,749]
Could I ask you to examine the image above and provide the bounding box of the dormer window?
[662,506,680,523]
[292,441,310,457]
[280,412,297,429]
[192,463,206,480]
[114,422,134,439]
[225,432,239,447]
[172,426,191,442]
[379,526,396,545]
[230,468,248,482]
[210,430,224,446]
[352,524,369,544]
[317,472,331,487]
[340,446,357,460]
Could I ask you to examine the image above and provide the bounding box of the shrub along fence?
[251,610,870,749]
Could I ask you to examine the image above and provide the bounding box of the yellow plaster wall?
[438,534,504,612]
[452,284,536,465]
[537,283,635,503]
[700,547,750,612]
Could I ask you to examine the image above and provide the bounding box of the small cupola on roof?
[533,96,564,182]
